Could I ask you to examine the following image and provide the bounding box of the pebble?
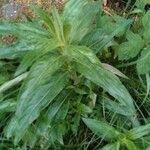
[1,0,23,20]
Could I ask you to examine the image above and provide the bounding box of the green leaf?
[101,142,120,150]
[49,124,66,145]
[80,28,110,53]
[127,123,150,140]
[35,100,68,145]
[71,113,81,134]
[0,22,48,37]
[0,37,58,58]
[137,47,150,74]
[123,139,138,150]
[103,98,134,116]
[118,31,144,60]
[35,90,70,139]
[15,39,59,76]
[78,103,92,114]
[0,72,28,94]
[0,99,16,113]
[5,117,17,139]
[0,40,35,58]
[23,126,37,148]
[142,11,150,29]
[70,46,136,114]
[10,55,68,143]
[142,11,150,44]
[82,118,121,141]
[96,18,132,54]
[47,90,71,123]
[30,5,55,35]
[97,15,131,37]
[63,0,100,42]
[15,51,40,76]
[51,7,65,43]
[101,63,128,79]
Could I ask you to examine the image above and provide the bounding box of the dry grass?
[15,0,64,9]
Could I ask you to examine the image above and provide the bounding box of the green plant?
[117,11,150,74]
[83,118,150,149]
[0,0,149,149]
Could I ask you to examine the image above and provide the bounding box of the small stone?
[1,1,23,20]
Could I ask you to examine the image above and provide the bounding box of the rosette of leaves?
[0,0,139,148]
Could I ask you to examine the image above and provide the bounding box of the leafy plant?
[0,0,149,149]
[117,10,150,74]
[83,118,150,149]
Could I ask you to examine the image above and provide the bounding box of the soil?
[0,0,64,19]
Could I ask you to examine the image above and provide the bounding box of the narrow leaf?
[11,55,68,143]
[82,118,121,141]
[70,46,136,114]
[127,123,150,140]
[63,0,100,42]
[0,100,16,113]
[101,142,120,150]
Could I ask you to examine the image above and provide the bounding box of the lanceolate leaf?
[15,51,40,76]
[103,98,134,116]
[0,22,48,37]
[10,55,68,143]
[51,7,65,43]
[5,117,18,139]
[14,72,68,144]
[31,95,69,146]
[101,142,120,150]
[80,28,111,53]
[101,63,128,79]
[0,99,16,113]
[126,123,150,140]
[70,46,136,114]
[30,5,55,35]
[0,37,58,58]
[36,90,70,135]
[47,90,71,123]
[96,19,132,54]
[82,118,121,141]
[15,39,59,76]
[63,0,100,42]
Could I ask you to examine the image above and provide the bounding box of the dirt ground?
[0,0,65,19]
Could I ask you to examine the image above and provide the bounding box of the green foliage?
[116,11,150,74]
[82,118,121,141]
[83,118,150,149]
[118,31,144,60]
[0,0,150,149]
